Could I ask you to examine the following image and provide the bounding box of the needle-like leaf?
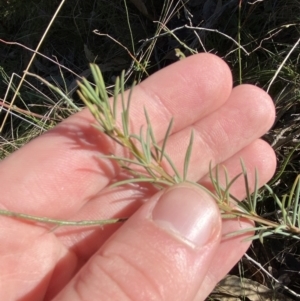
[183,130,194,181]
[159,118,174,163]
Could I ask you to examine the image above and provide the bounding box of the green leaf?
[183,130,194,181]
[113,76,120,120]
[241,159,252,210]
[159,118,174,163]
[144,108,159,160]
[251,168,259,214]
[140,127,151,164]
[162,151,182,183]
[90,63,108,104]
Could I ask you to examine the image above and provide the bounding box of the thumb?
[54,184,222,301]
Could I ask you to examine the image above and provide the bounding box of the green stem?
[0,209,127,227]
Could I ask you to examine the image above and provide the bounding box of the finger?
[193,217,253,301]
[129,53,232,134]
[160,84,275,182]
[194,139,277,300]
[200,138,277,198]
[52,184,222,301]
[0,53,232,218]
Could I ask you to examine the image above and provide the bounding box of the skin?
[0,53,276,301]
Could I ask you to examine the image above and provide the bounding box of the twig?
[267,37,300,93]
[0,99,51,121]
[244,253,300,298]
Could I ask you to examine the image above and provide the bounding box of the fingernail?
[152,185,220,248]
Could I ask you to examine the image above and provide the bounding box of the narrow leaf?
[144,108,159,160]
[113,76,120,120]
[159,118,174,163]
[241,159,252,211]
[183,130,194,181]
[251,168,259,214]
[162,152,182,183]
[90,63,108,103]
[140,127,151,164]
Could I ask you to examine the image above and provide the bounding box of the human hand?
[0,53,276,301]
